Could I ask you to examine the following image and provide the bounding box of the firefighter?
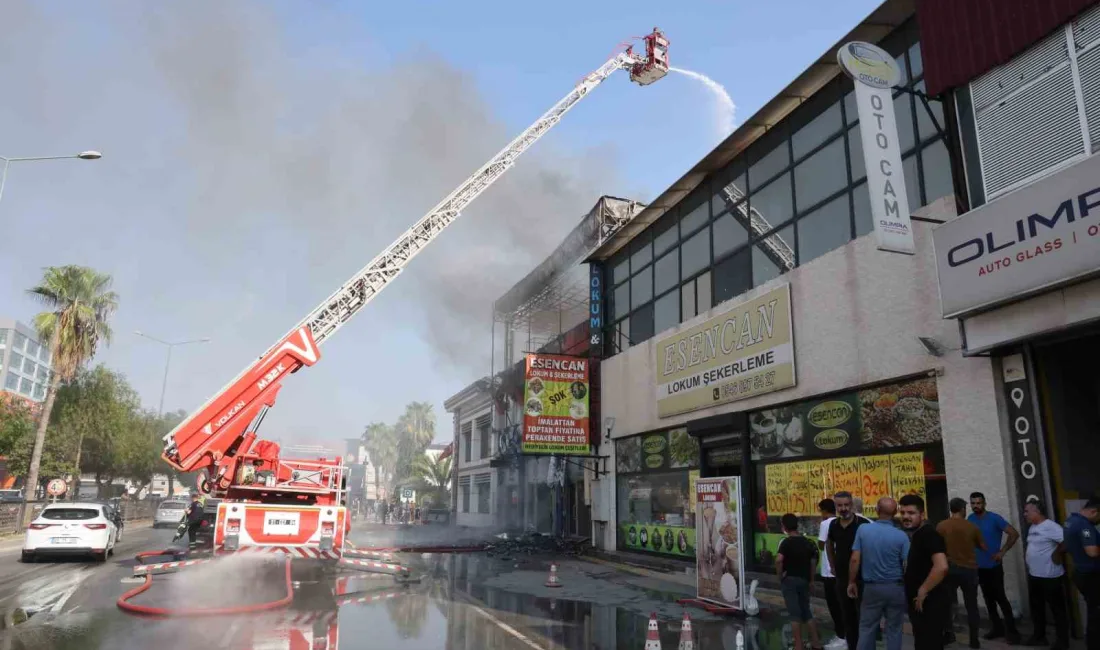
[180,492,205,547]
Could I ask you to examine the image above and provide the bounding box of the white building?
[0,318,54,404]
[443,378,497,528]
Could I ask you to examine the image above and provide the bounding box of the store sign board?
[615,428,700,474]
[521,354,591,455]
[655,284,795,418]
[749,375,941,461]
[695,477,745,609]
[1000,354,1048,506]
[619,524,695,558]
[589,263,603,348]
[934,153,1100,317]
[763,452,927,519]
[838,41,914,255]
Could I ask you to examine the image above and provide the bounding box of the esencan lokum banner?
[522,354,591,455]
[695,477,745,609]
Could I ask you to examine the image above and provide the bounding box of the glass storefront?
[615,428,701,558]
[746,375,948,570]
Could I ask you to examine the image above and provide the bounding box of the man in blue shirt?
[848,497,909,650]
[968,491,1021,643]
[1064,497,1100,650]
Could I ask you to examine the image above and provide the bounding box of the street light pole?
[135,331,210,499]
[134,331,211,417]
[0,151,102,205]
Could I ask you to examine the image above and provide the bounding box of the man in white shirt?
[1023,500,1069,649]
[819,499,846,649]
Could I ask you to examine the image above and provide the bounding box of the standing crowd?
[774,492,1099,650]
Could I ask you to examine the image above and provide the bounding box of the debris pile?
[484,532,591,560]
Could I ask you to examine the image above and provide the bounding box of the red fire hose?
[117,556,294,617]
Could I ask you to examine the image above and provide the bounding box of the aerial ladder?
[158,29,670,560]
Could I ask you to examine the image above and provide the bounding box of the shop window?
[615,429,700,558]
[750,142,790,189]
[631,238,652,271]
[477,416,491,459]
[794,138,847,211]
[921,140,954,204]
[680,201,709,238]
[476,476,492,514]
[848,125,866,183]
[792,102,842,160]
[748,375,947,571]
[797,194,851,266]
[712,247,752,306]
[681,271,712,322]
[680,228,710,279]
[903,152,921,207]
[654,249,679,295]
[712,172,747,215]
[631,267,653,306]
[613,282,630,320]
[612,255,630,285]
[894,91,916,154]
[914,81,945,143]
[749,173,793,230]
[654,289,679,335]
[630,303,655,344]
[712,212,748,260]
[853,183,873,238]
[653,218,678,257]
[752,224,794,288]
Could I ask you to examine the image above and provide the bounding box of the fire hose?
[117,556,294,617]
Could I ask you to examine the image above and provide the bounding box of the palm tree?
[399,401,436,450]
[410,454,452,508]
[361,422,397,503]
[23,266,118,514]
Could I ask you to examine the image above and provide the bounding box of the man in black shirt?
[778,513,823,650]
[828,491,868,650]
[900,494,949,650]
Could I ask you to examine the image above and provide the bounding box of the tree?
[52,366,137,497]
[0,398,34,459]
[362,422,397,502]
[410,453,452,508]
[392,402,436,484]
[23,266,117,510]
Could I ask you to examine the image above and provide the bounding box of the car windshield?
[159,502,186,510]
[40,508,100,521]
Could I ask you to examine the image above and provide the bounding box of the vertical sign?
[522,354,591,455]
[837,41,914,255]
[695,477,745,610]
[1001,353,1048,507]
[589,263,603,348]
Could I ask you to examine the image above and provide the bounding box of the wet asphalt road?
[0,525,808,650]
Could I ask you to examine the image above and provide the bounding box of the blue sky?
[0,0,881,447]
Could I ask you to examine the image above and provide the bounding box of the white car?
[22,503,119,563]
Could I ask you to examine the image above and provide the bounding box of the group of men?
[774,491,1099,650]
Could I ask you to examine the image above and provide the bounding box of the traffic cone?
[545,563,562,588]
[677,611,694,650]
[644,612,662,650]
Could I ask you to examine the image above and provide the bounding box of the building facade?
[0,318,53,405]
[444,378,497,528]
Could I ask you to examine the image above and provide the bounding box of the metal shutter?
[1075,5,1100,147]
[1072,3,1100,50]
[971,29,1069,112]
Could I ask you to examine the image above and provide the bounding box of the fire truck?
[158,29,669,560]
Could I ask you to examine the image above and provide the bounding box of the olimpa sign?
[655,284,795,417]
[933,152,1100,317]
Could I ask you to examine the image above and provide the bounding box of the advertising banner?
[838,41,914,255]
[933,151,1100,318]
[655,284,795,418]
[522,354,590,454]
[695,477,745,610]
[619,524,695,558]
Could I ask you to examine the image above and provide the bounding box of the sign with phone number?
[764,451,925,518]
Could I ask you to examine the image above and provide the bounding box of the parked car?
[420,508,451,525]
[0,489,23,503]
[22,503,119,563]
[154,499,188,528]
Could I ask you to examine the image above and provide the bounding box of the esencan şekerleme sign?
[837,41,914,255]
[655,284,795,418]
[933,152,1100,318]
[522,354,591,454]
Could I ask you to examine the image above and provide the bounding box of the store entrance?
[1035,330,1100,517]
